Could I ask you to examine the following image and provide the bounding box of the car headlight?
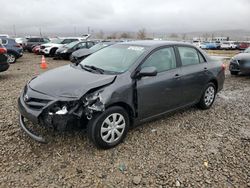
[62,49,68,53]
[48,100,78,115]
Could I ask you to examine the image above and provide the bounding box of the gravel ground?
[0,52,249,187]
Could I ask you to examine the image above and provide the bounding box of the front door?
[136,47,182,120]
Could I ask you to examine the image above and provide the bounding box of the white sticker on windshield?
[128,46,144,51]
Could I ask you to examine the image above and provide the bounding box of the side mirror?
[137,66,157,78]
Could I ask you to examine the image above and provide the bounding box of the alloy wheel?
[100,113,126,144]
[204,86,215,106]
[7,54,16,63]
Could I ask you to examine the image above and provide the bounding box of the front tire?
[49,48,57,57]
[87,106,129,149]
[198,83,216,110]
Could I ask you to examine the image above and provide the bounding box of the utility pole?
[13,25,16,37]
[87,26,90,34]
[74,26,76,36]
[39,27,42,36]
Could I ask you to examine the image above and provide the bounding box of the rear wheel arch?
[208,79,218,92]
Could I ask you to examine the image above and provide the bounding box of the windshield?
[65,41,79,48]
[80,44,146,73]
[90,43,109,51]
[244,47,250,53]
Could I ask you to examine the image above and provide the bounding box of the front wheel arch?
[87,105,130,149]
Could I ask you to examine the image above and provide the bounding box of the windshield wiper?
[78,64,93,72]
[84,65,104,74]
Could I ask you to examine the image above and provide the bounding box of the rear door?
[176,46,209,105]
[137,46,182,119]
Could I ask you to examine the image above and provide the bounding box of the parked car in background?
[54,41,95,60]
[70,42,117,63]
[0,42,10,73]
[229,47,250,75]
[25,37,50,52]
[32,45,41,55]
[40,37,85,57]
[18,41,225,148]
[0,37,23,63]
[237,42,250,50]
[15,38,27,47]
[220,41,237,50]
[200,42,220,50]
[0,34,9,38]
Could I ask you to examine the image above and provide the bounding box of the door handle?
[204,67,208,71]
[174,73,181,79]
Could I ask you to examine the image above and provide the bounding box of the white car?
[220,41,237,50]
[40,37,86,56]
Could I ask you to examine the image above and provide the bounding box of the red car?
[237,42,250,50]
[0,44,10,72]
[32,45,41,55]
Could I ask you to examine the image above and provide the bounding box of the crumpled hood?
[72,48,95,58]
[233,53,250,61]
[29,65,116,98]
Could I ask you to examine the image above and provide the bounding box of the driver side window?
[141,47,176,73]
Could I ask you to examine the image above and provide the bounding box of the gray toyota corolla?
[18,41,225,149]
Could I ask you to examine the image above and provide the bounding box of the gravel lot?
[0,52,249,187]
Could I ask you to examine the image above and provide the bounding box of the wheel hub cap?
[204,86,215,106]
[100,113,125,144]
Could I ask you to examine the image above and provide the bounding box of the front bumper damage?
[229,60,250,74]
[18,86,105,143]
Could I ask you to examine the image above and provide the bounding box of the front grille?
[23,86,52,110]
[40,46,45,49]
[25,98,51,110]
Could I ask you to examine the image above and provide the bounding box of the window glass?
[198,53,206,63]
[62,39,77,44]
[28,38,40,42]
[178,47,200,66]
[1,39,7,45]
[141,47,176,72]
[87,42,95,48]
[80,44,146,73]
[78,42,87,48]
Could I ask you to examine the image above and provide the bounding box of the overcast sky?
[1,0,250,36]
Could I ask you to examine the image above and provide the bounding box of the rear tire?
[230,71,238,75]
[87,106,129,149]
[198,83,216,110]
[7,52,17,64]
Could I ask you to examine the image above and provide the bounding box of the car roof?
[120,40,193,48]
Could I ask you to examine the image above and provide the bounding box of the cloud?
[0,0,249,35]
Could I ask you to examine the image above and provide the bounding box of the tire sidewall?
[199,83,216,109]
[87,106,129,149]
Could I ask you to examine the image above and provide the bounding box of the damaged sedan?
[18,41,225,149]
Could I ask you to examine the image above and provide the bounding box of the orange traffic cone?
[40,55,48,69]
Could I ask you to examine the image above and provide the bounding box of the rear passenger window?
[142,47,176,73]
[1,39,7,45]
[178,47,200,66]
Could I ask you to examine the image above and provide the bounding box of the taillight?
[0,47,7,54]
[222,63,226,71]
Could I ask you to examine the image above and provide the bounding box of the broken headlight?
[48,101,78,115]
[83,91,105,119]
